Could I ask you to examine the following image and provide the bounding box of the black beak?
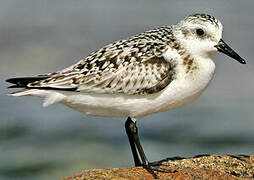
[214,39,246,64]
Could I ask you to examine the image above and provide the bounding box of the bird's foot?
[142,163,177,179]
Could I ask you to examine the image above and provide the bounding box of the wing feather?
[23,27,177,95]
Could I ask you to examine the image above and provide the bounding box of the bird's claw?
[142,164,177,179]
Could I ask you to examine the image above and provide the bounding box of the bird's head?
[174,13,246,64]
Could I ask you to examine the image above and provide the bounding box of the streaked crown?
[185,14,221,28]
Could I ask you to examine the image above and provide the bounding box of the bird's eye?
[196,28,205,36]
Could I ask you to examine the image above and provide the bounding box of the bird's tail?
[6,76,50,89]
[6,75,50,96]
[6,76,66,107]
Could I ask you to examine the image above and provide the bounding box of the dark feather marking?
[6,76,78,91]
[6,76,50,88]
[76,63,86,70]
[24,86,78,91]
[144,76,171,94]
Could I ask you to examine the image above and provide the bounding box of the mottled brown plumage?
[12,26,181,95]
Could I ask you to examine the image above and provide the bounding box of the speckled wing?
[26,33,176,95]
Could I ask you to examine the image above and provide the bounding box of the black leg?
[125,117,177,179]
[125,117,142,166]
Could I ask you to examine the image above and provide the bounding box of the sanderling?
[6,13,246,178]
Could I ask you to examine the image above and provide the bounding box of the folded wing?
[7,38,176,95]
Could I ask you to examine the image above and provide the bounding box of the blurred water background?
[1,0,254,179]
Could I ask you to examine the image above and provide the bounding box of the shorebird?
[6,14,246,178]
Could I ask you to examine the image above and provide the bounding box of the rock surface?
[63,155,254,180]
